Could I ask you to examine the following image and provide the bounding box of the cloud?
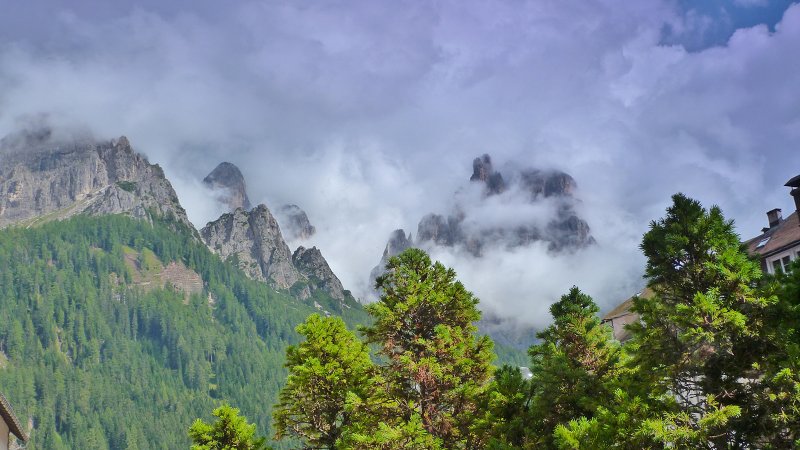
[1,0,798,328]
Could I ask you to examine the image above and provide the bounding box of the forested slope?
[0,214,369,449]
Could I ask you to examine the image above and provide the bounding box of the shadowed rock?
[203,162,252,211]
[277,204,316,240]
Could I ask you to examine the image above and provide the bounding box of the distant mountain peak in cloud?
[368,153,595,301]
[203,162,252,212]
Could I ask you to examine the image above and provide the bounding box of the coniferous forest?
[0,194,798,448]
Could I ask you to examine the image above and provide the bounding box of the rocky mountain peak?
[470,153,506,196]
[0,134,190,229]
[370,153,595,297]
[519,169,576,199]
[277,204,316,241]
[203,162,252,211]
[200,205,302,290]
[292,246,346,301]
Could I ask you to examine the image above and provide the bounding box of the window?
[773,255,794,274]
[756,237,771,248]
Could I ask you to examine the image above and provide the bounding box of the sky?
[1,0,799,328]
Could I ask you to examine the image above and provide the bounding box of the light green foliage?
[365,248,495,449]
[338,412,442,450]
[273,314,379,449]
[189,404,268,450]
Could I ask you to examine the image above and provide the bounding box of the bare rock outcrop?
[0,135,190,228]
[470,154,506,196]
[200,205,303,290]
[203,162,252,211]
[368,229,413,296]
[293,246,345,301]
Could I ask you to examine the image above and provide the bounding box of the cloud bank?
[1,0,799,328]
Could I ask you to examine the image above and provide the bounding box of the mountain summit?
[0,134,190,229]
[203,162,252,211]
[369,153,594,296]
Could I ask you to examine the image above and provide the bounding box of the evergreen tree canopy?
[365,248,495,449]
[527,287,620,446]
[273,314,378,449]
[630,193,773,447]
[189,404,269,450]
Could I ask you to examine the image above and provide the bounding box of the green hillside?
[0,214,370,449]
[0,214,525,449]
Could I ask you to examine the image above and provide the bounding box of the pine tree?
[364,248,495,449]
[273,314,379,449]
[526,287,620,447]
[629,193,772,448]
[759,258,800,446]
[188,404,268,450]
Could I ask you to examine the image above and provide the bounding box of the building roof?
[744,211,800,258]
[785,174,800,188]
[0,391,27,442]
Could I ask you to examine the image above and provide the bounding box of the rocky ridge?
[201,205,304,290]
[199,163,346,302]
[0,134,191,229]
[293,246,346,301]
[370,154,594,292]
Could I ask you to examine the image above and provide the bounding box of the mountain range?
[0,130,590,447]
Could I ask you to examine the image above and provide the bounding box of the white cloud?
[1,0,798,328]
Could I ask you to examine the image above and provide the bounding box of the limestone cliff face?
[200,205,303,290]
[0,135,190,228]
[293,246,345,301]
[203,162,252,211]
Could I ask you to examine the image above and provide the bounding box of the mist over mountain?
[203,162,252,211]
[1,0,799,328]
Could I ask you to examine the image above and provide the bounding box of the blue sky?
[666,0,796,49]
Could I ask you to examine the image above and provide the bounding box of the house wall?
[0,417,9,450]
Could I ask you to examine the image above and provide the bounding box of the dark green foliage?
[0,214,368,449]
[526,287,620,447]
[479,365,532,449]
[629,193,772,447]
[116,181,137,192]
[189,404,269,450]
